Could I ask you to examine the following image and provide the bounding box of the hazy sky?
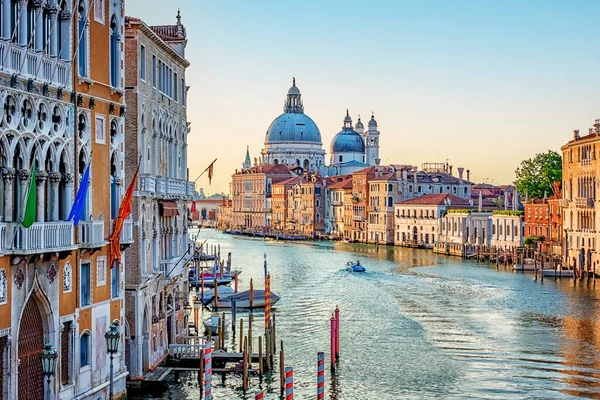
[126,0,600,194]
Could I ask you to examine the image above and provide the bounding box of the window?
[173,72,178,100]
[80,262,91,307]
[96,256,107,286]
[338,156,343,162]
[140,45,146,81]
[94,0,105,24]
[95,115,105,144]
[181,78,186,105]
[110,15,119,87]
[78,1,88,77]
[111,262,119,298]
[152,55,156,87]
[80,333,90,367]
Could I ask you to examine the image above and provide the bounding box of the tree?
[515,150,562,199]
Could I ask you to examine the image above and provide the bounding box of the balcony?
[575,197,594,208]
[0,40,71,88]
[8,222,75,254]
[120,218,134,244]
[79,220,105,248]
[140,174,196,200]
[0,223,7,255]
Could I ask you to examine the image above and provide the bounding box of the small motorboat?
[346,261,366,273]
[199,286,235,303]
[542,267,575,278]
[198,253,217,261]
[513,258,535,272]
[203,314,230,335]
[214,290,280,309]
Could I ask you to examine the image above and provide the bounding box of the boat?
[203,314,231,335]
[189,270,242,287]
[198,253,217,261]
[213,290,280,309]
[542,267,575,278]
[513,258,535,271]
[346,261,366,273]
[199,286,235,303]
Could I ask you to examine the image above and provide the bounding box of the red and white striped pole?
[265,274,271,330]
[330,314,336,373]
[335,305,340,360]
[255,390,264,399]
[204,341,212,400]
[317,352,325,399]
[285,367,294,399]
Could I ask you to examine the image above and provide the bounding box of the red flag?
[202,159,217,185]
[108,162,140,268]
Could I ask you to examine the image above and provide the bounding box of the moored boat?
[199,286,235,303]
[203,314,231,335]
[542,267,575,278]
[513,258,535,271]
[214,290,280,309]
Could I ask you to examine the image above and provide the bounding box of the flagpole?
[193,158,217,183]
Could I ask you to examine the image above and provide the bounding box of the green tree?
[515,150,562,199]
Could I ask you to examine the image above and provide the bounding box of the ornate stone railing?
[140,174,195,199]
[0,223,7,255]
[1,41,71,88]
[575,197,594,208]
[12,221,74,253]
[79,220,105,248]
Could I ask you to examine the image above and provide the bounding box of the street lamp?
[40,342,57,399]
[105,324,120,399]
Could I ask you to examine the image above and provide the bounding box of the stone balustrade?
[10,221,75,254]
[79,220,105,248]
[1,41,70,88]
[120,218,134,244]
[140,174,196,199]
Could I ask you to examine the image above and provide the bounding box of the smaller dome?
[355,115,364,129]
[369,113,378,128]
[288,77,300,95]
[343,110,352,124]
[331,131,365,154]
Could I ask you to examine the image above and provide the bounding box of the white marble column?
[34,2,43,52]
[48,5,58,56]
[49,172,61,221]
[62,173,73,220]
[36,171,48,222]
[18,0,28,47]
[2,0,11,39]
[2,168,16,222]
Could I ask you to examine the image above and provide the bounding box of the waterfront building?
[327,176,353,239]
[283,173,325,237]
[260,79,326,171]
[0,0,128,398]
[191,199,226,224]
[490,211,525,248]
[524,198,551,246]
[547,183,564,257]
[216,198,232,230]
[438,205,495,247]
[394,194,470,247]
[367,167,402,244]
[350,166,377,242]
[561,123,600,272]
[123,12,194,379]
[230,163,294,230]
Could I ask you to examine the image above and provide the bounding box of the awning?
[160,202,179,217]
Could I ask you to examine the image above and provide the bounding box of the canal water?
[145,229,600,399]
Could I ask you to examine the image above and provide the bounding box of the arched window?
[110,14,119,87]
[78,1,88,77]
[274,159,278,165]
[388,197,393,208]
[80,332,91,367]
[303,159,309,169]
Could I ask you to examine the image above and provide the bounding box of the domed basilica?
[257,78,380,176]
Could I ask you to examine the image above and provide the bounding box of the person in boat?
[356,260,361,266]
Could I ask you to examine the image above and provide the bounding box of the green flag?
[22,161,36,228]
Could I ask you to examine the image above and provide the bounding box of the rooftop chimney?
[458,167,464,183]
[466,169,470,182]
[449,165,453,176]
[574,130,580,140]
[595,119,600,136]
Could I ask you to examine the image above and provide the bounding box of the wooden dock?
[126,366,172,394]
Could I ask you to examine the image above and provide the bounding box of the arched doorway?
[18,298,45,399]
[412,226,418,243]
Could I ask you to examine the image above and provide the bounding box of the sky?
[126,0,600,194]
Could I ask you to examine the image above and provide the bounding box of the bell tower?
[365,112,380,166]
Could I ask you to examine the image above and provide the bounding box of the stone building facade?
[123,13,194,378]
[0,0,128,398]
[561,123,600,272]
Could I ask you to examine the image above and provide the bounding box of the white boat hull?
[513,264,535,271]
[542,269,574,277]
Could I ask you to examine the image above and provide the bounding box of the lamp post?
[40,343,57,400]
[105,324,120,399]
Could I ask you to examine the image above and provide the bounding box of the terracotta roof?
[328,179,353,189]
[473,183,498,189]
[273,177,301,186]
[396,193,471,206]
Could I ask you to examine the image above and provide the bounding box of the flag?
[22,161,37,228]
[202,159,217,185]
[67,164,90,226]
[108,162,140,268]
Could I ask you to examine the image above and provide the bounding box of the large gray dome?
[266,113,322,144]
